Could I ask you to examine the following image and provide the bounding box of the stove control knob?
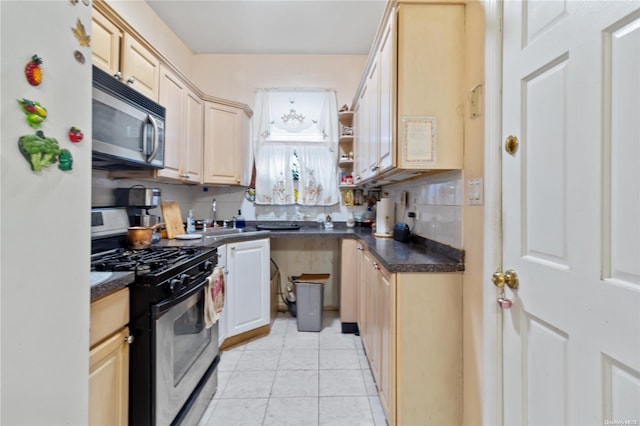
[169,278,182,293]
[201,260,214,273]
[180,273,191,288]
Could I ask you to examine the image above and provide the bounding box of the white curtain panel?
[252,88,339,206]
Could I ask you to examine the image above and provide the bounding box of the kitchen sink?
[90,271,113,286]
[196,228,244,237]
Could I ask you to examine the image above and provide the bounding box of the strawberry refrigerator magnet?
[68,126,83,143]
[25,55,43,86]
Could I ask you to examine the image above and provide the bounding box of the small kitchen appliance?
[114,186,162,227]
[393,222,411,242]
[91,207,219,426]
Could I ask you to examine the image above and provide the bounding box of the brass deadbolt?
[505,135,519,155]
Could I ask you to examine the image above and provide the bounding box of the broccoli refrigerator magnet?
[18,130,62,172]
[17,98,47,129]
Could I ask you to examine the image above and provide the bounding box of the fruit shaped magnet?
[17,98,47,129]
[25,55,43,86]
[58,149,73,171]
[18,130,61,172]
[68,126,83,143]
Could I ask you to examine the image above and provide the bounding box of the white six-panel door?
[501,1,640,425]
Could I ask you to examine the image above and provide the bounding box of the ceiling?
[145,0,388,55]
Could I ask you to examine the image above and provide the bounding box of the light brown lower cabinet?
[357,247,462,426]
[89,288,130,426]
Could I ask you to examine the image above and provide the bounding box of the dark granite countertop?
[91,222,464,301]
[90,271,135,302]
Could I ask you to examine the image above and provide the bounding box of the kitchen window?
[252,89,339,206]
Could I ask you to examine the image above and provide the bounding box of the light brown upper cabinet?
[157,65,203,184]
[203,102,249,185]
[353,4,464,185]
[91,8,160,101]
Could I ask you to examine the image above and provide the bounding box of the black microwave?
[91,65,165,170]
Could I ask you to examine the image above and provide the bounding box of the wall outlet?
[468,178,484,205]
[407,211,416,218]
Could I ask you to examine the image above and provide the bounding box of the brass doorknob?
[492,269,519,289]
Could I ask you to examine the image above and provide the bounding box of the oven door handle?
[152,275,210,319]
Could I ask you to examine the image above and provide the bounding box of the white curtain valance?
[252,89,339,206]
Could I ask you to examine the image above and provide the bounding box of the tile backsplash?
[382,170,463,248]
[92,169,462,248]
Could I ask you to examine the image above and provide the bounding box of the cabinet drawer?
[90,288,129,348]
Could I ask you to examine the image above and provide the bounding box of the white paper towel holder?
[374,232,393,238]
[375,196,394,238]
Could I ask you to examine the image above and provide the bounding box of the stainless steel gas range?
[91,207,219,426]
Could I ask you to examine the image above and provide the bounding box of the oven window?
[173,290,211,385]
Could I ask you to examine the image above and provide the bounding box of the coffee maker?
[114,186,162,227]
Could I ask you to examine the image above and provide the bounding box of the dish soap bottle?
[236,209,246,229]
[186,209,196,233]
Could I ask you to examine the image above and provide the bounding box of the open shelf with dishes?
[338,111,355,194]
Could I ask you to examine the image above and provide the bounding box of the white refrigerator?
[1,1,93,424]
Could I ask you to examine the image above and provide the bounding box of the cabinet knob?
[180,173,190,178]
[372,261,380,270]
[126,77,135,85]
[113,71,123,80]
[370,164,379,172]
[125,335,134,344]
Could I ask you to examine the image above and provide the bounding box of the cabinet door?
[157,65,185,181]
[89,327,129,426]
[365,57,380,180]
[378,265,394,420]
[356,242,366,331]
[157,66,203,183]
[355,83,370,181]
[226,239,270,336]
[397,5,464,169]
[203,102,244,185]
[183,89,203,183]
[340,239,358,324]
[122,33,160,101]
[91,9,121,76]
[377,11,395,174]
[361,249,379,378]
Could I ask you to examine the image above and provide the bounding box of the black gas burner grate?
[91,246,204,275]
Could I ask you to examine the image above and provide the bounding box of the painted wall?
[1,2,92,424]
[460,3,485,424]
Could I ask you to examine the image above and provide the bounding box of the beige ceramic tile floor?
[198,311,387,426]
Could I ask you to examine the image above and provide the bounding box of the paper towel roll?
[375,198,394,236]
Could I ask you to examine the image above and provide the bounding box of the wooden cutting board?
[160,201,185,239]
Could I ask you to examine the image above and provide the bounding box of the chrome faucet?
[211,198,216,227]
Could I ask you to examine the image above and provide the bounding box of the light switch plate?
[468,178,484,205]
